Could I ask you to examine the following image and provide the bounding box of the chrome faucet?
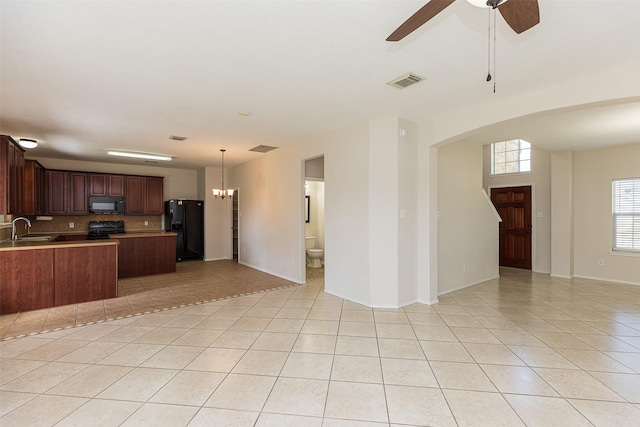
[11,217,32,241]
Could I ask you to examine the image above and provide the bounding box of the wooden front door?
[491,186,532,270]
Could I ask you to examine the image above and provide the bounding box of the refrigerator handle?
[183,204,188,245]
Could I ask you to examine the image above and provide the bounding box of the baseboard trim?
[238,261,302,284]
[204,257,227,262]
[573,274,640,286]
[550,274,572,279]
[438,275,500,296]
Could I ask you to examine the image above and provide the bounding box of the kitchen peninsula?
[0,231,177,315]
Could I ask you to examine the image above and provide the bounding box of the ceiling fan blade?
[386,0,456,42]
[498,0,540,34]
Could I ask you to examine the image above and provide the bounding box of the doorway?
[491,186,532,269]
[304,156,325,283]
[232,188,239,261]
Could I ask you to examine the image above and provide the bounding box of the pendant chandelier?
[212,149,234,199]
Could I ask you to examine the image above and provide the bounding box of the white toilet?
[305,236,324,268]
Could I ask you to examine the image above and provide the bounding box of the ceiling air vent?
[386,72,425,89]
[169,135,188,141]
[249,145,278,153]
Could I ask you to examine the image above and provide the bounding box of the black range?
[88,220,126,240]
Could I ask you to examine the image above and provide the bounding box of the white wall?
[30,156,198,200]
[228,122,371,302]
[229,117,425,307]
[369,118,400,307]
[438,140,500,294]
[573,142,640,285]
[418,145,439,304]
[424,65,640,148]
[483,144,552,274]
[550,151,574,278]
[203,166,231,261]
[397,119,419,306]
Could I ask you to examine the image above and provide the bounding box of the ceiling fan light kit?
[466,0,491,7]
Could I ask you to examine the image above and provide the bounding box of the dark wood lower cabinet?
[0,243,118,315]
[0,235,174,314]
[114,235,176,279]
[54,245,118,306]
[0,249,54,314]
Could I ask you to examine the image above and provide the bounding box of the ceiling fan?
[387,0,540,42]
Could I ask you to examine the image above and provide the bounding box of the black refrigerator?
[164,199,204,262]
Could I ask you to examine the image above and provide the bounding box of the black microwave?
[89,196,126,214]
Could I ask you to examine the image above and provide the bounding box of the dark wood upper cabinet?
[27,163,164,217]
[23,160,46,215]
[46,170,88,215]
[145,177,164,215]
[89,173,126,197]
[69,172,88,214]
[46,170,68,215]
[108,175,125,196]
[125,175,145,215]
[125,175,163,215]
[0,135,25,215]
[89,173,108,196]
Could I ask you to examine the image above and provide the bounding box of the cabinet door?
[7,141,17,213]
[0,249,54,314]
[0,135,24,214]
[35,162,46,214]
[0,138,7,214]
[145,177,164,214]
[126,176,145,215]
[108,174,125,197]
[23,160,45,215]
[89,173,108,196]
[47,170,68,214]
[12,143,24,214]
[54,245,117,306]
[69,172,88,214]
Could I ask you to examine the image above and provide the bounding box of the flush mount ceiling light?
[212,149,233,199]
[18,138,38,149]
[107,151,172,161]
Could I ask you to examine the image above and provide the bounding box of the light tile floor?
[1,267,639,426]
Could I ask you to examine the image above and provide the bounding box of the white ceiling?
[1,0,639,169]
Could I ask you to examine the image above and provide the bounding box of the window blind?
[613,178,640,252]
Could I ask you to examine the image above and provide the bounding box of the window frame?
[612,177,640,253]
[490,139,532,176]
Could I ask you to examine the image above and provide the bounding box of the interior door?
[491,186,532,270]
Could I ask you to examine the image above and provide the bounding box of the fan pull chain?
[486,7,492,83]
[486,7,498,93]
[493,7,497,93]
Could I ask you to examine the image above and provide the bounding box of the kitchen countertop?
[0,231,176,251]
[110,231,177,238]
[0,238,118,251]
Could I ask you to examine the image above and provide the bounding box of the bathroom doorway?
[304,157,324,283]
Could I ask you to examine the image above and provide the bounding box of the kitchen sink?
[17,236,52,241]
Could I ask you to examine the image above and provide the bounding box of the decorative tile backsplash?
[0,225,11,241]
[27,214,163,234]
